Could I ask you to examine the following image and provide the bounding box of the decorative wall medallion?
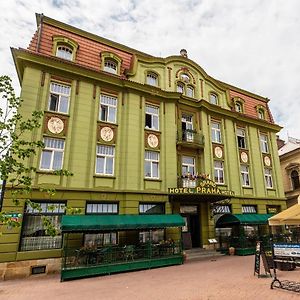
[147,134,159,148]
[100,126,114,142]
[47,117,64,134]
[214,146,223,159]
[241,152,248,163]
[264,156,271,167]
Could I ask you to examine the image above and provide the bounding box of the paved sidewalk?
[1,255,300,300]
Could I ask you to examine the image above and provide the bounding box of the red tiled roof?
[229,90,273,123]
[27,23,133,75]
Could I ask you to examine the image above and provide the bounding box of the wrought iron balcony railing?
[177,130,204,148]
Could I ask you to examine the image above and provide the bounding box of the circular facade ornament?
[100,126,114,142]
[214,146,223,159]
[240,152,248,163]
[47,117,64,134]
[147,134,159,148]
[264,156,271,167]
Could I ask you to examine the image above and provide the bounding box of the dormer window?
[146,72,158,86]
[210,93,218,105]
[258,109,265,120]
[56,45,73,61]
[104,59,117,74]
[235,101,243,113]
[52,36,78,62]
[101,51,122,75]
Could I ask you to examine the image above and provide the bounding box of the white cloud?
[0,0,299,139]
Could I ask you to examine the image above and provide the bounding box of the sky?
[0,0,299,140]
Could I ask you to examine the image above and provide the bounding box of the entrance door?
[181,205,201,249]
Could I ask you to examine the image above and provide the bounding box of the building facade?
[1,14,286,277]
[278,137,300,207]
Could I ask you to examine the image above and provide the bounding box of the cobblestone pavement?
[1,255,300,300]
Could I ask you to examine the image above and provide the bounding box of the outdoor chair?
[124,245,135,261]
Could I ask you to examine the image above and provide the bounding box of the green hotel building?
[1,14,286,279]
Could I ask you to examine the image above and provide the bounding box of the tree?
[0,75,77,235]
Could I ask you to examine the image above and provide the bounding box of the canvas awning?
[61,214,185,232]
[268,204,300,226]
[216,214,272,227]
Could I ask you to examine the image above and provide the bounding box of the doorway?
[180,205,201,249]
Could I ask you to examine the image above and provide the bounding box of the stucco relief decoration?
[100,126,114,142]
[47,117,64,134]
[214,146,223,159]
[264,156,271,167]
[147,133,159,148]
[241,152,248,163]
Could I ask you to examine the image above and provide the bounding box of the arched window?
[104,59,117,74]
[186,86,194,98]
[258,109,265,120]
[177,83,184,93]
[291,170,300,190]
[56,45,73,60]
[52,36,79,62]
[101,51,122,75]
[235,101,243,113]
[146,72,158,86]
[210,93,218,105]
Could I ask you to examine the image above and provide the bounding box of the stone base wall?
[0,258,61,280]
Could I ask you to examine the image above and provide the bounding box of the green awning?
[216,214,273,227]
[62,214,185,232]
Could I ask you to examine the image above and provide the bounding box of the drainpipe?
[0,178,6,211]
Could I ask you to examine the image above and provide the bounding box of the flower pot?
[229,247,235,256]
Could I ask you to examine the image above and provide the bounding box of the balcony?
[177,130,204,149]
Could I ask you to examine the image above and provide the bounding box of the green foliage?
[0,75,77,236]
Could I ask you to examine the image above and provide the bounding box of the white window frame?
[95,145,115,175]
[237,128,247,149]
[241,164,250,187]
[56,45,73,60]
[104,59,117,74]
[210,93,218,105]
[48,82,71,114]
[242,205,257,214]
[144,151,159,179]
[146,73,158,86]
[258,109,265,119]
[214,160,224,184]
[182,114,194,142]
[145,104,159,130]
[40,138,65,171]
[260,133,269,153]
[211,121,222,143]
[235,102,243,113]
[186,86,194,98]
[264,168,273,188]
[182,156,195,176]
[177,83,184,93]
[99,94,117,123]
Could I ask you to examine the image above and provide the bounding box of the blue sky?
[1,0,300,140]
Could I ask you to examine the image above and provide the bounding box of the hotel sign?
[168,179,235,196]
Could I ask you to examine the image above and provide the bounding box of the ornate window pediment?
[100,52,122,75]
[52,36,79,62]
